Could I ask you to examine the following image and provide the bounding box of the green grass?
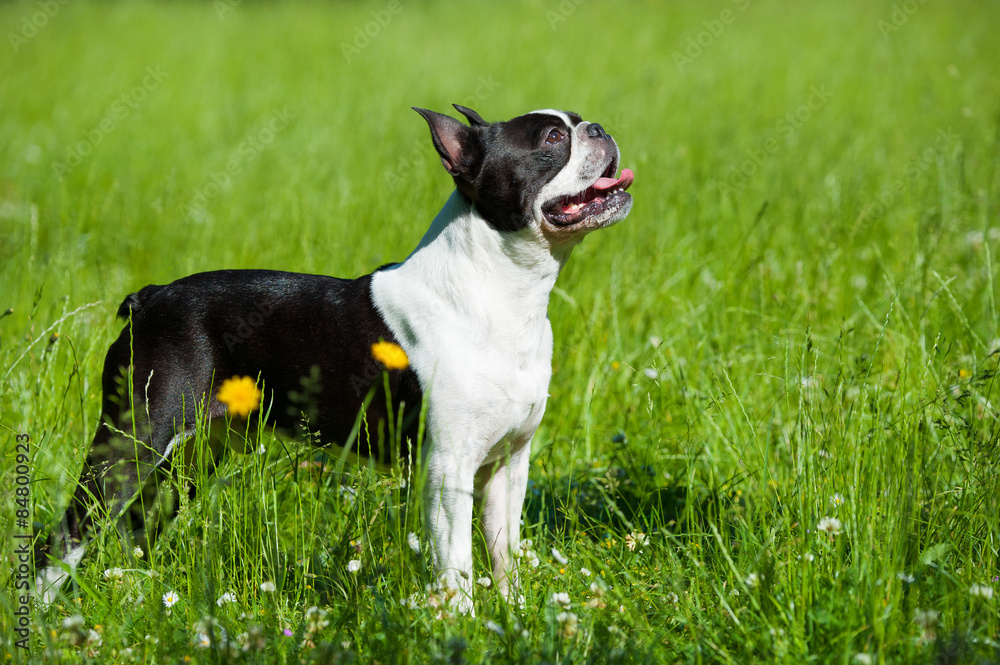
[2,0,999,662]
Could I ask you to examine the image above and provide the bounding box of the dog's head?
[414,105,633,243]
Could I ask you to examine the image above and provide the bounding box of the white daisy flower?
[162,590,180,608]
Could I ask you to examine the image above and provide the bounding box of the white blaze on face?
[530,110,615,222]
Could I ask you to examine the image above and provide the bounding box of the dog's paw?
[34,566,69,606]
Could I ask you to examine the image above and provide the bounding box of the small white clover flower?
[476,576,492,588]
[132,546,144,558]
[162,590,180,608]
[969,584,994,600]
[550,591,571,608]
[556,611,579,637]
[103,567,124,581]
[817,516,842,536]
[516,540,540,568]
[407,531,421,554]
[852,653,873,665]
[485,620,505,637]
[62,615,85,631]
[625,532,648,551]
[896,572,915,584]
[259,581,276,593]
[347,559,362,574]
[745,572,760,589]
[304,606,330,634]
[914,608,939,628]
[217,591,237,607]
[580,567,592,577]
[551,548,568,565]
[966,230,985,248]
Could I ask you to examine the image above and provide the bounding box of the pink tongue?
[593,168,634,191]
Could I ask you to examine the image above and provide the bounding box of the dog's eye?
[545,128,565,144]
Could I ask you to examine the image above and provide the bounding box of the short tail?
[116,284,166,320]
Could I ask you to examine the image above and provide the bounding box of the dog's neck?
[398,191,572,321]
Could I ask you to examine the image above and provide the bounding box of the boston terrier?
[37,105,634,610]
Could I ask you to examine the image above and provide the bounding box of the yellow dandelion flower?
[371,341,409,370]
[217,376,261,417]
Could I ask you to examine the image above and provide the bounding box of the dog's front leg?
[476,437,531,604]
[422,449,476,614]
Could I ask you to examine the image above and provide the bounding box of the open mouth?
[543,164,635,227]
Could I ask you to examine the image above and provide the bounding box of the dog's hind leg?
[37,331,190,602]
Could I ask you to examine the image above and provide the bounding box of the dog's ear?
[413,108,483,181]
[452,105,488,127]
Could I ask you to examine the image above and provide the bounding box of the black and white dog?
[38,105,634,609]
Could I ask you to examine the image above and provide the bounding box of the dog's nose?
[587,123,609,139]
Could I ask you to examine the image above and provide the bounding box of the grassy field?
[2,0,999,662]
